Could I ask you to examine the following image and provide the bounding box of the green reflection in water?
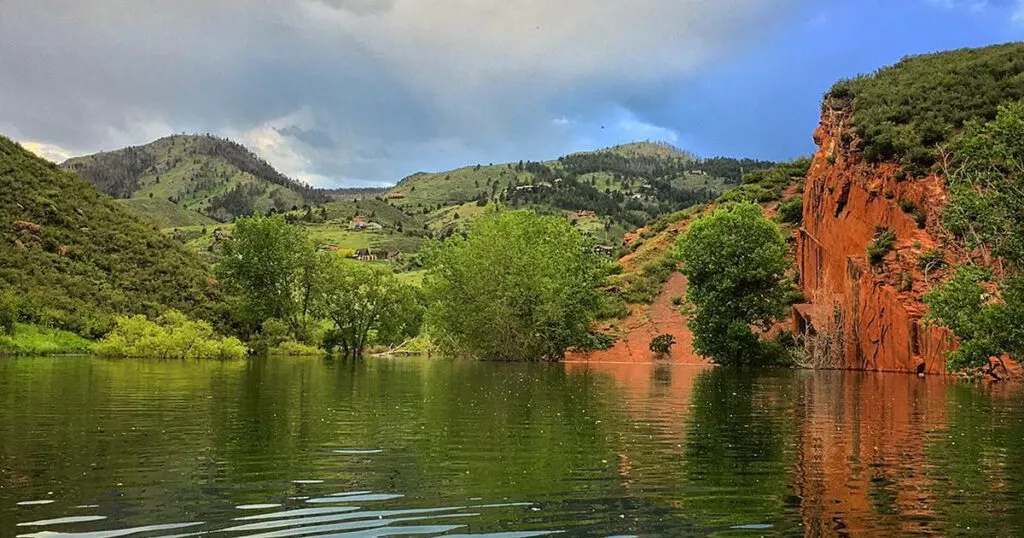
[1,358,1023,537]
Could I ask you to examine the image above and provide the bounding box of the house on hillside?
[388,192,406,200]
[350,216,367,230]
[354,248,377,261]
[593,245,616,256]
[364,222,384,231]
[576,210,597,218]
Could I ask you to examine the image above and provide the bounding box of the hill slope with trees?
[0,136,223,338]
[62,134,328,224]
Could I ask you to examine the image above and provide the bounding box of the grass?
[395,269,428,287]
[121,198,217,229]
[0,324,94,356]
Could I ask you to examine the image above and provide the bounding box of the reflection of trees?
[679,368,799,532]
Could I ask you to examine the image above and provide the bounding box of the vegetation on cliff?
[829,42,1024,177]
[674,202,791,366]
[0,136,224,339]
[926,101,1024,371]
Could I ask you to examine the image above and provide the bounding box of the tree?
[674,202,790,365]
[216,215,316,336]
[313,259,423,358]
[923,267,1024,374]
[423,209,605,361]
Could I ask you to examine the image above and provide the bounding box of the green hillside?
[828,42,1024,176]
[121,198,217,229]
[387,142,774,243]
[62,134,327,223]
[0,136,223,337]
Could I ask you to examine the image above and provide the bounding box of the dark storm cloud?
[1,0,804,186]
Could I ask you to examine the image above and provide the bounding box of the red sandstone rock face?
[796,102,955,374]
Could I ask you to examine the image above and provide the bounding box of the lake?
[1,357,1023,537]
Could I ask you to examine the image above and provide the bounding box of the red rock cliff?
[795,99,956,374]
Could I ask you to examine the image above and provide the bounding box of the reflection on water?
[1,357,1023,536]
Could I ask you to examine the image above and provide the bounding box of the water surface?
[1,357,1023,536]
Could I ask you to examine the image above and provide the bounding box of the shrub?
[917,249,946,272]
[867,228,897,265]
[671,295,684,306]
[776,197,804,225]
[93,310,247,359]
[898,272,914,292]
[898,198,917,213]
[649,334,676,355]
[924,267,1024,371]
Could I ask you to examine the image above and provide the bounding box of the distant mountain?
[0,135,222,337]
[386,141,775,241]
[62,134,328,224]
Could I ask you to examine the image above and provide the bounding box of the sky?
[2,1,1023,188]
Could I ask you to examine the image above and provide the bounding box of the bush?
[917,249,946,272]
[867,228,897,265]
[649,334,676,355]
[268,340,323,356]
[924,267,1024,371]
[776,197,803,225]
[93,310,247,359]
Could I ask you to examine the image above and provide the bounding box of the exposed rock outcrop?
[794,99,956,374]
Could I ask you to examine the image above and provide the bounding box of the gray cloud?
[1,0,803,186]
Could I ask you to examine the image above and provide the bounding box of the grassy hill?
[121,198,217,229]
[63,134,327,224]
[828,42,1024,176]
[387,141,774,244]
[0,136,223,338]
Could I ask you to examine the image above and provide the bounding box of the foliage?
[216,215,319,336]
[923,267,1024,370]
[828,43,1024,176]
[0,323,93,356]
[776,196,804,224]
[717,158,811,204]
[866,228,897,266]
[941,101,1024,267]
[619,256,679,304]
[93,310,247,359]
[0,290,17,336]
[63,134,326,221]
[649,333,676,355]
[0,136,224,339]
[423,210,606,361]
[674,202,790,365]
[917,248,947,272]
[313,258,424,358]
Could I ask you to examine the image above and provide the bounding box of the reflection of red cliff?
[794,100,955,374]
[567,272,708,365]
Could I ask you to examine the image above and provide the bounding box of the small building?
[354,248,377,261]
[364,222,384,231]
[577,210,597,218]
[388,192,407,199]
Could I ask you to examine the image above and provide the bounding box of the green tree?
[423,210,605,361]
[674,202,790,365]
[923,267,1024,372]
[313,259,423,358]
[216,215,316,336]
